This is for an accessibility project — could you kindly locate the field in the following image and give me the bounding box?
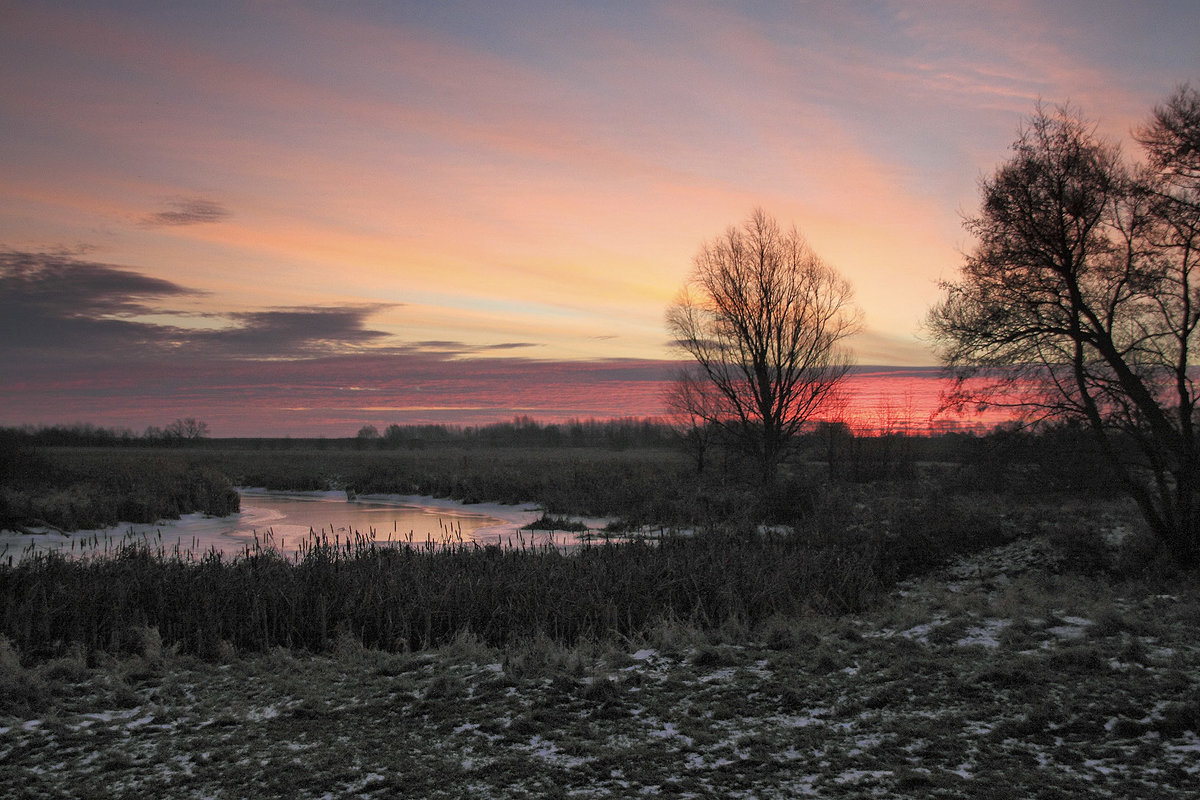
[1,436,1197,796]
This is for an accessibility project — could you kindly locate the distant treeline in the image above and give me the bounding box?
[0,417,682,451]
[0,423,151,448]
[0,417,967,456]
[0,419,210,448]
[354,416,679,450]
[0,416,1125,487]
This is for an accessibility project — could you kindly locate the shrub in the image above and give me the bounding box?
[1,453,239,531]
[523,514,588,532]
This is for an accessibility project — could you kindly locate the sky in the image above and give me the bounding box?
[2,1,1197,436]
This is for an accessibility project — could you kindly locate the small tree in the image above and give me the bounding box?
[813,420,853,482]
[667,209,861,485]
[928,87,1200,564]
[664,367,721,474]
[164,418,209,440]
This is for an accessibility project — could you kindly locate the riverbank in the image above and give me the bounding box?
[2,532,1196,798]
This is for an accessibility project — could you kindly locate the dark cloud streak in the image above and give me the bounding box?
[142,198,230,227]
[0,250,733,434]
[202,307,395,357]
[409,340,538,355]
[0,249,195,316]
[0,250,198,353]
[0,250,397,361]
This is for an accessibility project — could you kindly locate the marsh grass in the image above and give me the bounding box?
[523,513,589,532]
[0,464,1068,667]
[1,449,238,531]
[0,520,900,662]
[70,445,692,518]
[13,445,850,532]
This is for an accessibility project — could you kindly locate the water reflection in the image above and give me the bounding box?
[1,491,558,561]
[238,492,513,551]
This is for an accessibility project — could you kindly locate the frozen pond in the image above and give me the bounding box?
[234,490,531,550]
[0,490,582,562]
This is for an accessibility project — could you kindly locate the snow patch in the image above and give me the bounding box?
[245,705,280,722]
[956,618,1011,649]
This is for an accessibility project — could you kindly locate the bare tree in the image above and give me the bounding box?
[164,417,209,440]
[664,366,721,474]
[667,209,861,484]
[928,87,1200,564]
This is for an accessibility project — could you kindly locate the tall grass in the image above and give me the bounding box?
[0,483,1021,662]
[1,446,238,531]
[0,525,894,661]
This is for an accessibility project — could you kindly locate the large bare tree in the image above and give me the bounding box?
[667,209,860,484]
[928,87,1200,563]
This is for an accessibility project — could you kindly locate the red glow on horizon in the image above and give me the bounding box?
[834,372,1012,435]
[0,355,1018,438]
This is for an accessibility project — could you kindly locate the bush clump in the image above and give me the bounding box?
[1,452,239,531]
[523,513,589,532]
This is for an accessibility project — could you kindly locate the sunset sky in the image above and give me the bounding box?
[2,1,1197,435]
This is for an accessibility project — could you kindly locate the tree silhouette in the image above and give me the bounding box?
[667,209,860,485]
[928,87,1200,564]
[664,366,722,474]
[164,418,209,440]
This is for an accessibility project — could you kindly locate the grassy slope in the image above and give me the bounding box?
[2,534,1197,799]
